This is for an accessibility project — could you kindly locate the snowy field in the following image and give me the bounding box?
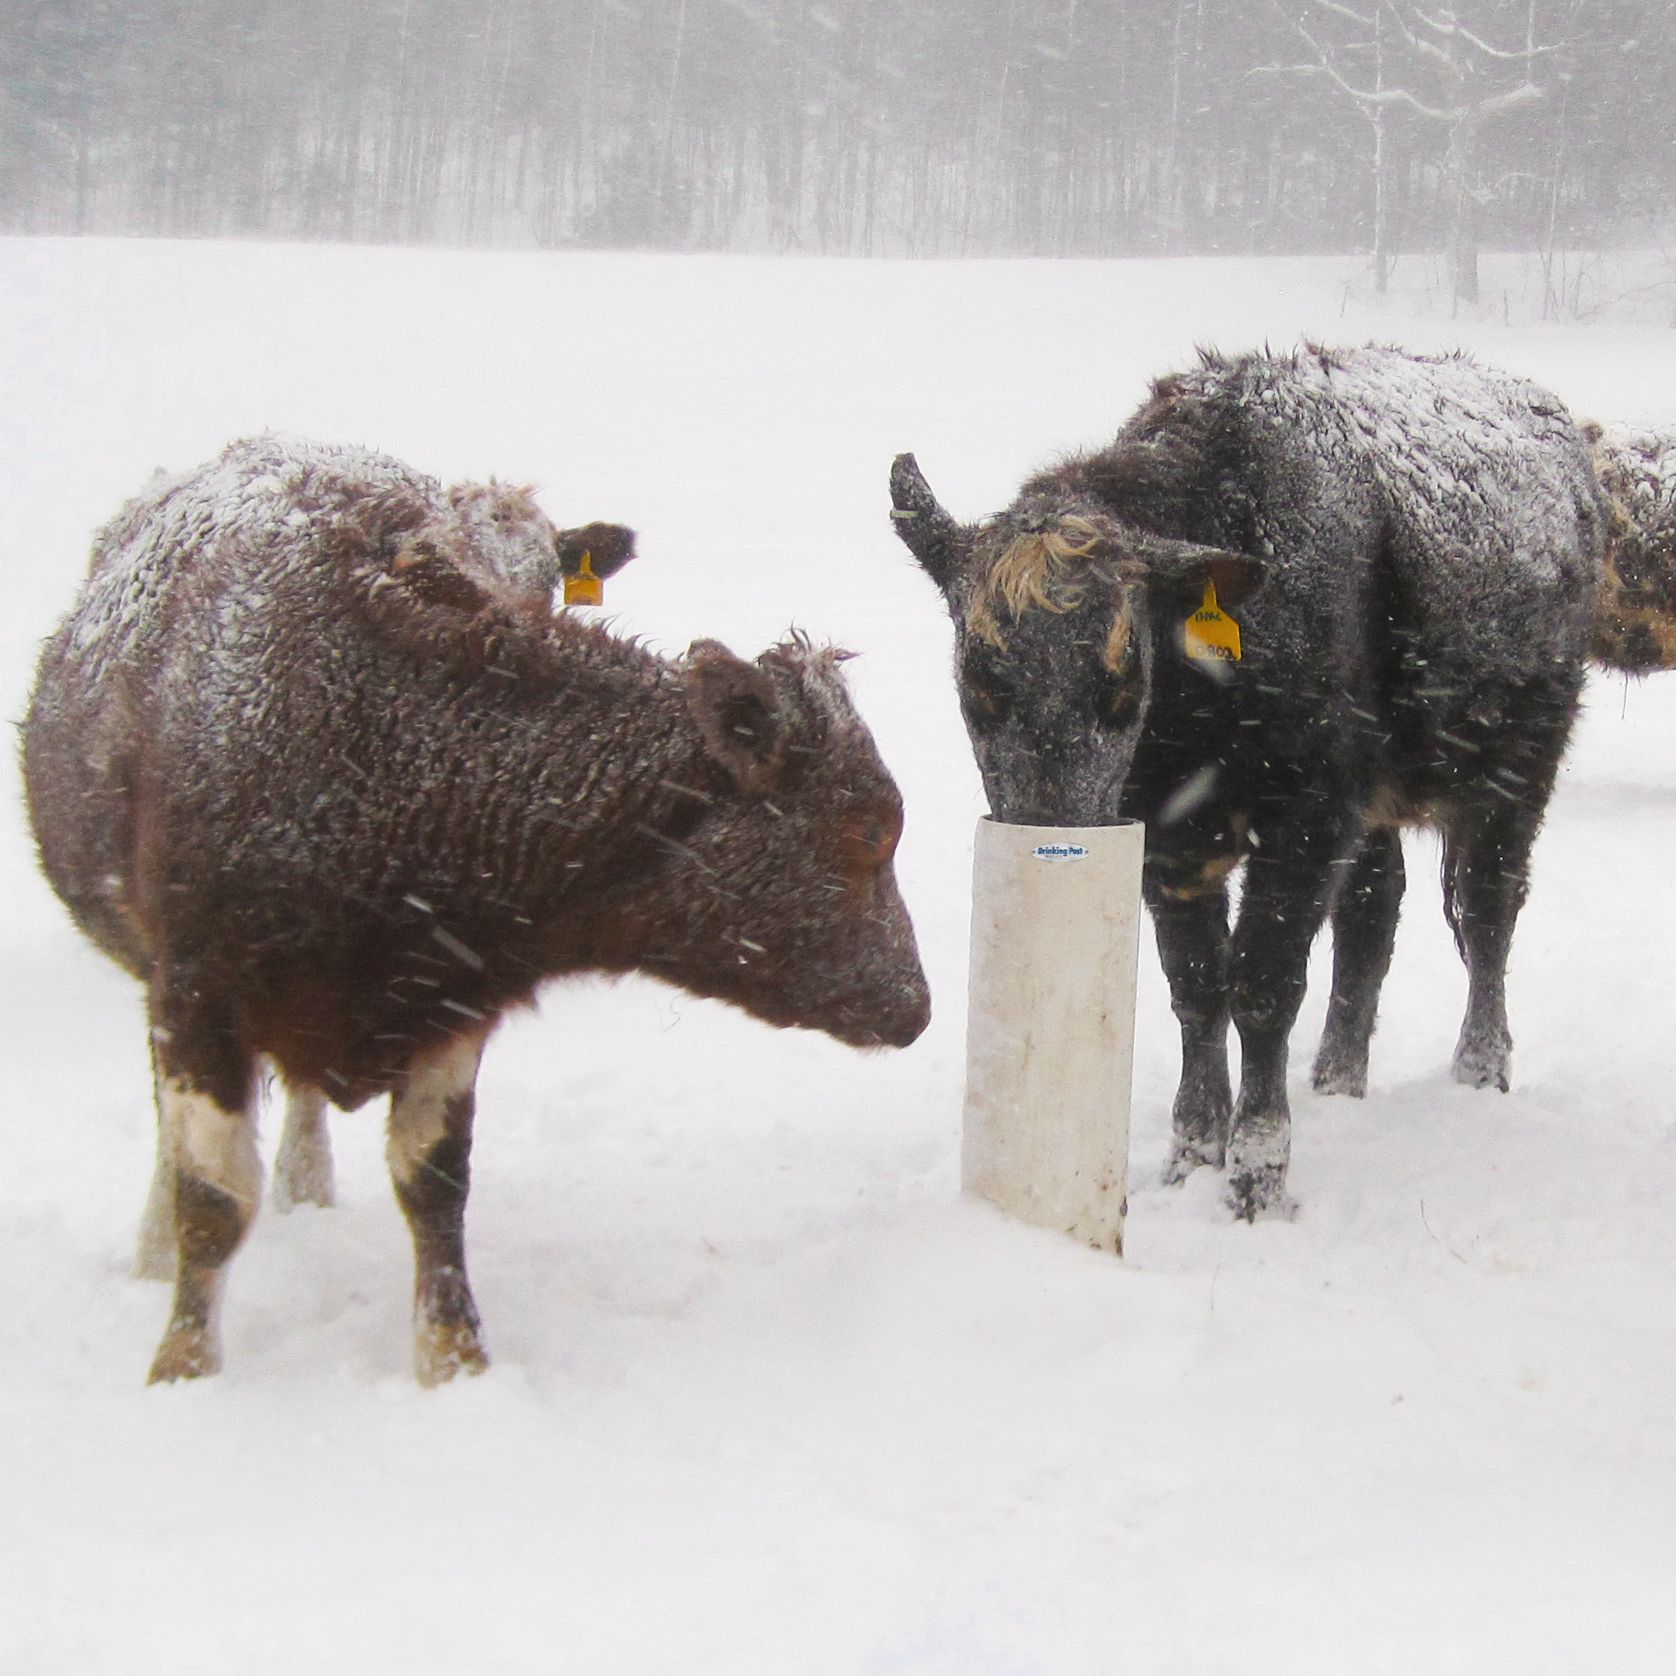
[2,237,1675,1674]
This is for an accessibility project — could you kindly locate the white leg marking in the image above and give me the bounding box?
[273,1083,335,1211]
[161,1077,263,1213]
[388,1033,484,1184]
[389,1033,489,1386]
[146,1080,260,1382]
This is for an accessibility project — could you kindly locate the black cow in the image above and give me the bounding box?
[892,345,1606,1217]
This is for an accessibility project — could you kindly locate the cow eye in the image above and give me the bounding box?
[842,810,900,870]
[960,640,1019,730]
[962,674,1012,727]
[1095,667,1141,728]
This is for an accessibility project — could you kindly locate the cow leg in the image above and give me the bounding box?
[147,985,261,1383]
[1443,805,1537,1092]
[1312,825,1406,1098]
[134,1044,177,1280]
[1147,881,1233,1184]
[1225,824,1346,1219]
[134,1138,176,1280]
[388,1033,489,1386]
[273,1081,335,1211]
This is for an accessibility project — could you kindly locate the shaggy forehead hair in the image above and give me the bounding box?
[967,514,1135,673]
[451,480,542,517]
[762,634,861,733]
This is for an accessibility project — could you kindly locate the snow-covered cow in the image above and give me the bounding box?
[447,476,638,602]
[1586,421,1676,673]
[24,435,930,1384]
[891,345,1606,1218]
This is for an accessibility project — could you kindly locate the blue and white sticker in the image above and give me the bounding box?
[1032,842,1090,862]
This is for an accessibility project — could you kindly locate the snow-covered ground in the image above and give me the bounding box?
[3,238,1674,1674]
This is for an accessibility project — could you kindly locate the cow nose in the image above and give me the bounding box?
[997,802,1062,827]
[869,1001,930,1050]
[895,975,932,1045]
[851,969,931,1049]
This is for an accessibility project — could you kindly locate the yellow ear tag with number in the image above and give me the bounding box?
[563,551,605,608]
[1184,581,1242,664]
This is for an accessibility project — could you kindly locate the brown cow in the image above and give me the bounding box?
[1586,421,1676,673]
[24,435,929,1384]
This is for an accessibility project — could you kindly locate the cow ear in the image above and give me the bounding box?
[1141,538,1265,609]
[387,531,493,613]
[684,639,790,794]
[557,522,637,580]
[889,453,962,592]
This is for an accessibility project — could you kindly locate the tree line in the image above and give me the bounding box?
[4,0,1672,291]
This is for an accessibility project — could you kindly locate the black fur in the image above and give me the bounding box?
[894,345,1607,1217]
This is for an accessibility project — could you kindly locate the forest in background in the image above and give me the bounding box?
[4,0,1673,298]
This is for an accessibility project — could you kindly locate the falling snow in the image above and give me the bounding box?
[3,240,1675,1674]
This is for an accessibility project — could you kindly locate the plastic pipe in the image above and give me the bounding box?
[963,818,1145,1255]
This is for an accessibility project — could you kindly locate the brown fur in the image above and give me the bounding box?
[1586,421,1676,673]
[556,520,637,580]
[24,436,930,1382]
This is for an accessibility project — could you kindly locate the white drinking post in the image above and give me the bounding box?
[963,818,1145,1254]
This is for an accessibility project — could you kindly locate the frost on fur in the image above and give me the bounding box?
[894,344,1606,1219]
[24,433,928,1383]
[1586,422,1676,674]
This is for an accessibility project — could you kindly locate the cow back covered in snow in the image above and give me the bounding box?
[892,345,1605,1218]
[24,435,929,1384]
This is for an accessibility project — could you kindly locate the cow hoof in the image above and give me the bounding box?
[1163,1138,1224,1185]
[1225,1122,1292,1221]
[1311,1057,1367,1099]
[1452,1046,1510,1092]
[148,1327,221,1384]
[415,1322,490,1387]
[1224,1166,1294,1222]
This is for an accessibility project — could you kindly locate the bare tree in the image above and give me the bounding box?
[3,0,1667,272]
[1279,0,1556,303]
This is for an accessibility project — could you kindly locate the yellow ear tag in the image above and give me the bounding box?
[1183,581,1242,663]
[563,551,605,608]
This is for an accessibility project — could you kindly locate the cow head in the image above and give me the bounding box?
[890,452,1262,826]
